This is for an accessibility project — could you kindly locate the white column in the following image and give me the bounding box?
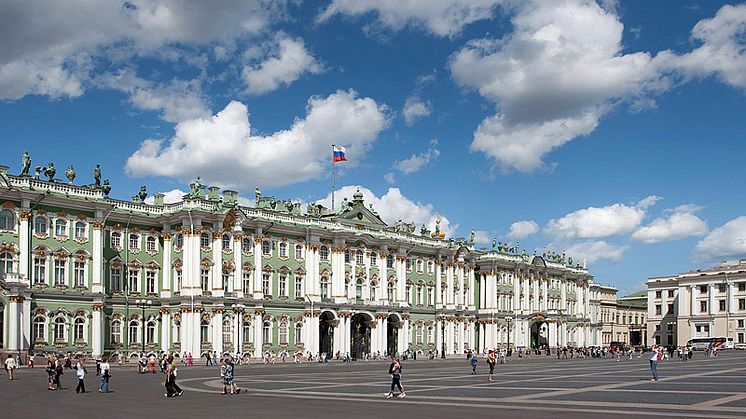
[376,252,386,302]
[435,261,443,308]
[7,296,19,350]
[435,318,443,355]
[91,222,103,293]
[92,304,104,357]
[253,237,263,299]
[332,319,342,355]
[446,262,455,308]
[729,283,737,314]
[456,263,464,306]
[19,213,29,284]
[513,273,520,311]
[395,254,407,306]
[332,246,346,303]
[233,237,243,297]
[212,233,223,297]
[161,234,172,298]
[253,311,263,358]
[161,309,171,353]
[468,321,475,351]
[213,310,223,355]
[709,284,716,315]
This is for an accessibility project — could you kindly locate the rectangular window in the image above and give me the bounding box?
[295,245,303,260]
[146,270,156,294]
[667,303,674,314]
[128,269,139,293]
[73,261,85,287]
[175,269,182,292]
[719,284,727,293]
[111,268,122,292]
[262,273,270,296]
[370,253,377,265]
[222,272,231,292]
[738,282,746,292]
[700,285,708,293]
[739,333,745,344]
[738,319,744,328]
[200,269,209,291]
[655,304,661,315]
[700,300,708,313]
[720,299,727,311]
[34,257,46,284]
[54,259,66,286]
[242,271,251,295]
[666,323,673,331]
[668,289,674,298]
[129,234,139,250]
[279,274,287,297]
[295,276,303,298]
[655,290,662,299]
[740,299,745,310]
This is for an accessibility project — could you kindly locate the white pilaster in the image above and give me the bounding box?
[161,234,172,298]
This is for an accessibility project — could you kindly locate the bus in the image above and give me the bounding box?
[686,337,734,350]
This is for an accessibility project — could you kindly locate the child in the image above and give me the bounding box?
[470,353,478,375]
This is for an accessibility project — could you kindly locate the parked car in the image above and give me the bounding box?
[734,343,746,350]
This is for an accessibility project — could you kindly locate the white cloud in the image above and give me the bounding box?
[563,240,627,264]
[694,216,746,263]
[656,4,746,89]
[125,89,389,190]
[242,34,322,95]
[384,172,396,184]
[316,0,502,37]
[393,140,440,174]
[631,204,708,244]
[449,0,665,172]
[402,96,432,126]
[545,196,660,240]
[0,0,284,100]
[143,189,186,204]
[506,220,539,239]
[473,230,491,245]
[316,185,456,236]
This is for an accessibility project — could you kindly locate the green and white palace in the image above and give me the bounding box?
[0,161,602,360]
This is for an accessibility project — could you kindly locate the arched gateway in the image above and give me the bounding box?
[319,311,335,356]
[350,313,372,360]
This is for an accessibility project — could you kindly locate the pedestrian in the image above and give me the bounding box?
[99,356,111,393]
[54,356,64,390]
[487,350,496,382]
[470,353,478,375]
[221,358,240,395]
[649,347,662,382]
[96,358,101,376]
[75,358,87,393]
[5,354,17,380]
[164,355,183,397]
[187,352,193,366]
[385,357,406,399]
[46,356,56,390]
[28,354,35,368]
[205,350,212,366]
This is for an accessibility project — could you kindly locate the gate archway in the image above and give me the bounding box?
[350,313,372,360]
[386,314,400,357]
[319,311,335,356]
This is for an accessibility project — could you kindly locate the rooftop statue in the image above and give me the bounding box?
[138,185,148,202]
[65,165,76,184]
[33,166,42,180]
[491,238,497,251]
[93,164,101,187]
[102,179,111,197]
[44,162,56,181]
[20,151,31,176]
[469,228,475,244]
[368,203,379,217]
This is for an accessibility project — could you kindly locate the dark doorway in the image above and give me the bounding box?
[387,314,399,357]
[319,311,335,356]
[350,313,372,360]
[629,331,642,347]
[530,321,548,348]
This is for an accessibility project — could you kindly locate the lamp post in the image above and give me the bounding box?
[135,299,152,352]
[441,318,446,359]
[506,316,513,355]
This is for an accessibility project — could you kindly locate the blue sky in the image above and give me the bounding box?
[2,0,745,294]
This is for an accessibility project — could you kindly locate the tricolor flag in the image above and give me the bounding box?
[333,145,347,163]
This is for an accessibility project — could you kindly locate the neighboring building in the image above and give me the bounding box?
[598,285,618,345]
[0,161,601,359]
[647,261,746,347]
[598,286,648,347]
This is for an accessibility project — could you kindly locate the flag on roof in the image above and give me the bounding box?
[333,145,347,163]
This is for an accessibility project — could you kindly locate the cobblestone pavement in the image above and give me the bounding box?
[3,351,746,418]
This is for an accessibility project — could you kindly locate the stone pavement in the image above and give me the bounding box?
[2,351,746,418]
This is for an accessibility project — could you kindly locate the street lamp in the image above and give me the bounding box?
[134,299,152,352]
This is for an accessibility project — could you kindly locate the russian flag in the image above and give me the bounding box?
[333,145,347,163]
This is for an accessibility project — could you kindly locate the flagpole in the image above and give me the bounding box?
[331,144,335,212]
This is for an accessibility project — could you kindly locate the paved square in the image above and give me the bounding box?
[3,352,746,418]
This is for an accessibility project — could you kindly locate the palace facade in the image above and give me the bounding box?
[0,162,601,359]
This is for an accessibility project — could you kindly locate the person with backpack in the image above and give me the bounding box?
[649,346,662,382]
[99,356,111,393]
[385,358,405,399]
[486,350,497,382]
[164,355,183,397]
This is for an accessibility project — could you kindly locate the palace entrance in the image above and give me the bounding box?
[530,321,548,349]
[350,313,372,360]
[319,311,335,356]
[387,314,400,357]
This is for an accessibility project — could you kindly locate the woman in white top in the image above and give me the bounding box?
[99,356,111,393]
[5,354,17,380]
[75,358,87,393]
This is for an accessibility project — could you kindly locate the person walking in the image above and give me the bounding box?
[221,358,240,395]
[487,350,497,383]
[99,356,111,393]
[54,356,64,390]
[75,358,87,393]
[385,358,406,399]
[470,353,478,375]
[5,354,17,380]
[164,355,183,397]
[28,354,35,368]
[649,347,662,382]
[46,356,57,390]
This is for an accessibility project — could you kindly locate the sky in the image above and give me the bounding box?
[1,0,745,295]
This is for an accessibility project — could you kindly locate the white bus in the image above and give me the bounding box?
[686,337,734,350]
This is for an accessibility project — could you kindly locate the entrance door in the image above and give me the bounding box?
[530,321,548,348]
[350,314,371,360]
[387,314,399,357]
[319,312,334,356]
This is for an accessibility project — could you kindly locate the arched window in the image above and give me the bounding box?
[386,255,394,269]
[173,320,181,343]
[370,281,377,301]
[129,233,139,250]
[74,317,86,342]
[0,209,15,231]
[416,259,423,273]
[387,281,395,304]
[242,237,252,253]
[146,236,157,252]
[222,269,232,292]
[129,320,140,344]
[319,246,329,261]
[295,244,303,260]
[0,252,14,276]
[54,317,66,341]
[295,322,303,345]
[174,233,183,250]
[111,320,122,344]
[416,325,423,344]
[428,326,434,344]
[370,252,377,265]
[146,270,156,294]
[262,321,271,345]
[356,250,364,265]
[200,320,209,342]
[262,240,271,255]
[242,322,252,343]
[110,231,121,249]
[34,216,48,235]
[200,232,211,248]
[223,319,233,344]
[279,242,288,258]
[279,322,288,344]
[55,218,67,237]
[242,270,252,295]
[74,221,86,239]
[320,275,330,299]
[427,261,434,274]
[417,284,424,306]
[355,278,363,300]
[222,234,231,251]
[33,316,46,341]
[146,321,156,344]
[262,271,271,296]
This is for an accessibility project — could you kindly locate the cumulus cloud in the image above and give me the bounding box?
[402,96,432,126]
[631,204,708,244]
[316,185,456,236]
[694,216,746,263]
[545,196,660,240]
[125,89,389,189]
[656,4,746,89]
[473,230,491,246]
[384,172,396,184]
[143,189,187,204]
[0,0,285,100]
[506,220,540,240]
[393,140,440,174]
[563,240,627,264]
[449,0,667,172]
[316,0,502,37]
[242,34,322,95]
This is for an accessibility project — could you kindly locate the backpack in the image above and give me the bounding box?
[656,351,663,361]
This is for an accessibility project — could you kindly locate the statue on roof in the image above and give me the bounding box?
[368,203,379,217]
[43,162,56,181]
[138,185,147,202]
[491,238,497,251]
[102,179,111,197]
[93,164,101,187]
[65,165,76,184]
[33,166,42,180]
[469,228,475,245]
[20,151,31,176]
